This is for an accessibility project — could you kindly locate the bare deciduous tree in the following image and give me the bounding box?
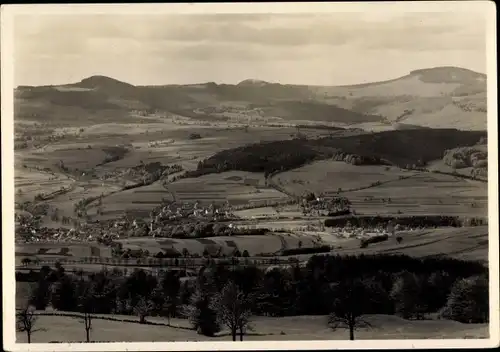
[78,281,95,342]
[209,281,253,341]
[327,279,373,340]
[16,305,41,343]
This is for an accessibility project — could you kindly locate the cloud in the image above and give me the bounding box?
[12,12,487,86]
[14,12,485,50]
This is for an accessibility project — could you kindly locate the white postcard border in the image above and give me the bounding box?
[2,2,498,351]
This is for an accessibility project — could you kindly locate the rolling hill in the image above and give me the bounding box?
[310,66,487,130]
[14,66,486,130]
[192,128,487,176]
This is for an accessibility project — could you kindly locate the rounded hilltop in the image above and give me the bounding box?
[237,79,272,87]
[409,66,486,84]
[76,75,134,89]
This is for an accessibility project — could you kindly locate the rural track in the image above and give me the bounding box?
[159,170,187,202]
[327,171,422,195]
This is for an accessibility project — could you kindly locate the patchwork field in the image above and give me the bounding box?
[16,242,112,259]
[15,168,74,203]
[272,161,417,195]
[233,205,304,219]
[314,226,488,263]
[94,181,174,219]
[17,146,111,172]
[168,171,290,206]
[14,313,488,343]
[117,232,317,257]
[88,169,291,220]
[15,225,488,269]
[14,124,336,224]
[343,173,487,216]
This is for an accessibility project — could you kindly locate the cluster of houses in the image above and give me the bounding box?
[15,222,103,244]
[149,201,236,228]
[300,195,351,216]
[327,223,413,240]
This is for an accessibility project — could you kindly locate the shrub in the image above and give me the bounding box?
[189,133,202,140]
[390,271,427,320]
[439,275,489,323]
[425,271,453,311]
[184,289,220,337]
[360,234,389,247]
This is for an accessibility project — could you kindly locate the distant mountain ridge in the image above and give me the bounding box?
[16,66,486,91]
[15,66,487,131]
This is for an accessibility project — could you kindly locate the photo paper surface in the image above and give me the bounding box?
[2,2,498,351]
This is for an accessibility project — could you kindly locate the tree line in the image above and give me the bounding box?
[18,253,488,342]
[324,215,487,229]
[177,129,486,179]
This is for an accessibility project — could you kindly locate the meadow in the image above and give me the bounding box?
[15,313,488,343]
[272,160,417,195]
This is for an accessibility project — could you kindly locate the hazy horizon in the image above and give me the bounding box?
[14,65,487,89]
[14,12,487,87]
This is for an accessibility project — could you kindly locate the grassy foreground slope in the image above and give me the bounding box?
[15,314,488,342]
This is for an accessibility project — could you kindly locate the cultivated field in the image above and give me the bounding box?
[16,242,112,259]
[169,171,289,205]
[272,160,417,195]
[15,313,488,343]
[94,182,173,220]
[14,225,488,274]
[301,226,488,263]
[16,145,110,171]
[15,167,74,203]
[117,232,318,257]
[343,173,487,216]
[15,123,339,225]
[233,206,304,220]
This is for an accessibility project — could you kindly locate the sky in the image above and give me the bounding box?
[13,11,487,87]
